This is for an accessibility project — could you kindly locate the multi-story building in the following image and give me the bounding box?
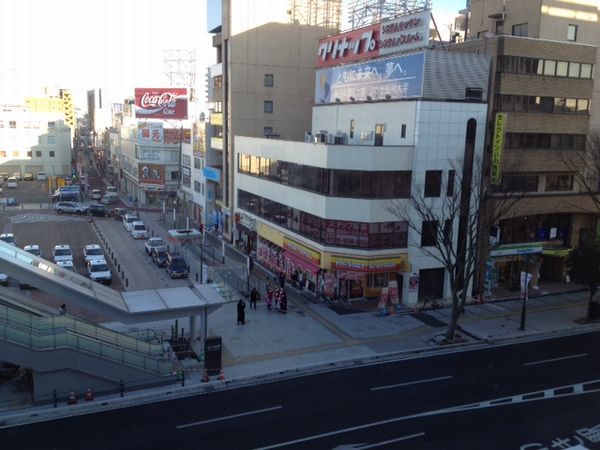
[234,44,490,305]
[205,0,341,239]
[451,0,600,296]
[0,106,72,177]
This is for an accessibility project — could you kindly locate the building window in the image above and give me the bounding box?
[36,151,42,157]
[170,171,180,180]
[421,220,438,247]
[350,119,355,139]
[49,151,55,157]
[512,23,528,37]
[447,170,455,196]
[194,158,202,170]
[9,121,16,129]
[47,136,55,144]
[401,124,406,138]
[264,127,273,137]
[264,74,274,87]
[494,174,539,192]
[580,63,593,79]
[545,174,573,191]
[194,181,201,192]
[556,61,568,77]
[424,170,442,197]
[12,151,18,158]
[264,101,273,113]
[47,121,55,129]
[27,151,31,157]
[567,24,578,42]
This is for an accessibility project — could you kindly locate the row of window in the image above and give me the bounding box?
[0,150,55,158]
[238,190,408,249]
[0,121,59,129]
[498,55,593,79]
[238,154,412,198]
[504,133,586,151]
[493,174,574,193]
[496,95,590,115]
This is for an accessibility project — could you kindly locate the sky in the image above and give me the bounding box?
[0,0,466,112]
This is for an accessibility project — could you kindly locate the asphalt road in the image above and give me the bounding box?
[3,331,600,449]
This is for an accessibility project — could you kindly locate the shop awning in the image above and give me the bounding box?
[542,247,573,257]
[283,250,321,275]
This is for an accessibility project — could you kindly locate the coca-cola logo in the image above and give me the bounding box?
[140,92,178,108]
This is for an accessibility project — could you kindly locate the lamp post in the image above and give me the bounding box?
[519,254,531,331]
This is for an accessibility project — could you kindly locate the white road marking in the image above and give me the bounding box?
[523,353,588,366]
[370,375,453,391]
[355,433,426,448]
[176,405,282,429]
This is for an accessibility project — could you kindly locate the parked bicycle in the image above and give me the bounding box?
[321,293,351,310]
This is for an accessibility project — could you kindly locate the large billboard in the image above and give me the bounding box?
[138,163,164,186]
[134,88,188,120]
[138,122,163,143]
[316,10,430,68]
[491,113,507,185]
[315,52,424,104]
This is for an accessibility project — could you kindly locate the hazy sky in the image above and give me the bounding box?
[0,0,466,110]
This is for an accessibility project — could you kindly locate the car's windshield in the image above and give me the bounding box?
[133,225,145,231]
[91,264,109,272]
[55,249,71,256]
[87,248,102,255]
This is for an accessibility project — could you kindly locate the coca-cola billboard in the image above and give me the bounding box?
[134,88,188,120]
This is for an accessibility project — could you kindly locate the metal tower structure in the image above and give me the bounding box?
[347,0,431,29]
[163,49,197,97]
[288,0,342,30]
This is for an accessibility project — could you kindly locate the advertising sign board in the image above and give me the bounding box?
[138,163,164,186]
[134,88,188,120]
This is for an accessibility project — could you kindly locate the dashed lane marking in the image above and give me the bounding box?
[370,375,453,391]
[523,353,588,367]
[176,405,283,429]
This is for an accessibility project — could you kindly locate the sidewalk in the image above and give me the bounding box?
[0,213,597,426]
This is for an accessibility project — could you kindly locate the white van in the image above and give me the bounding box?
[6,177,17,188]
[131,221,148,239]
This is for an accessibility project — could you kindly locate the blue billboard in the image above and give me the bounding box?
[315,52,424,104]
[203,166,221,183]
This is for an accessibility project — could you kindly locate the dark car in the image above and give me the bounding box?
[166,253,189,278]
[151,248,168,267]
[88,204,110,217]
[111,207,128,221]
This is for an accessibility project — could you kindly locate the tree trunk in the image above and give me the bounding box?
[444,293,461,342]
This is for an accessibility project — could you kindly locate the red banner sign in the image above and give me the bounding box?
[134,88,188,120]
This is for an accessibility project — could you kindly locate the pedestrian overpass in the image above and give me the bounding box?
[0,241,237,402]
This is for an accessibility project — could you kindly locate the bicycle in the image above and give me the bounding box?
[321,293,351,310]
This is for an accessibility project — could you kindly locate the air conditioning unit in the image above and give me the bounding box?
[315,131,328,143]
[304,132,313,143]
[335,132,348,144]
[326,134,335,144]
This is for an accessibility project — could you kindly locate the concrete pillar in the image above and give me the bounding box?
[189,316,196,341]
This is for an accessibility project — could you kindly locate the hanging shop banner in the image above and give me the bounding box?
[138,122,163,143]
[138,163,164,186]
[408,273,419,293]
[316,10,430,68]
[490,112,507,185]
[134,88,188,120]
[331,255,407,273]
[282,238,321,265]
[388,280,400,305]
[315,52,424,104]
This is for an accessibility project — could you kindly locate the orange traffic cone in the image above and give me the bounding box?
[201,369,210,383]
[67,391,77,405]
[84,388,94,401]
[217,369,225,381]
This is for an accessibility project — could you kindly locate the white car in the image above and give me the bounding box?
[123,213,139,232]
[53,245,73,263]
[83,244,104,263]
[55,201,89,215]
[130,221,148,239]
[56,260,76,272]
[0,233,16,246]
[0,273,8,286]
[144,237,165,254]
[87,259,112,284]
[24,245,41,257]
[90,189,103,200]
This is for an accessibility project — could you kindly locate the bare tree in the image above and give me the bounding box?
[387,157,521,342]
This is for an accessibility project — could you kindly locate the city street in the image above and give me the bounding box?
[2,331,600,449]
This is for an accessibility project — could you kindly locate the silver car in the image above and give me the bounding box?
[55,201,89,215]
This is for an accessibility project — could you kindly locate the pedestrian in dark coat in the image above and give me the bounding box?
[237,298,246,325]
[279,290,288,313]
[279,271,286,288]
[250,288,260,309]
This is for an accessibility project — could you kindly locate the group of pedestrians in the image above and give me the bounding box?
[236,273,290,324]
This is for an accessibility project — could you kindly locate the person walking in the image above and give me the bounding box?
[250,287,260,309]
[237,298,246,325]
[279,289,288,313]
[279,271,286,288]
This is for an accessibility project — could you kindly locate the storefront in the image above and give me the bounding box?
[234,212,257,256]
[329,254,408,300]
[488,242,544,296]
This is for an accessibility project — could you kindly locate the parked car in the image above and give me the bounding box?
[11,172,21,181]
[55,201,88,214]
[23,244,41,257]
[53,245,73,263]
[106,186,117,194]
[88,204,110,217]
[5,177,17,188]
[166,253,189,278]
[56,260,76,272]
[90,189,103,200]
[151,248,168,267]
[100,194,119,205]
[83,244,104,263]
[130,221,148,239]
[123,213,139,231]
[23,173,34,181]
[0,233,16,246]
[36,172,47,181]
[145,237,165,255]
[87,259,112,284]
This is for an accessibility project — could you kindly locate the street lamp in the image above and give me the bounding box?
[519,254,531,331]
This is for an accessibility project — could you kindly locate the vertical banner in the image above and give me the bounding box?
[491,113,507,185]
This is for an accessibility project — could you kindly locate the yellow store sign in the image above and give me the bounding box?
[283,238,320,264]
[491,112,506,185]
[331,255,408,273]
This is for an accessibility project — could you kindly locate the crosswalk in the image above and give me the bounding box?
[9,213,86,224]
